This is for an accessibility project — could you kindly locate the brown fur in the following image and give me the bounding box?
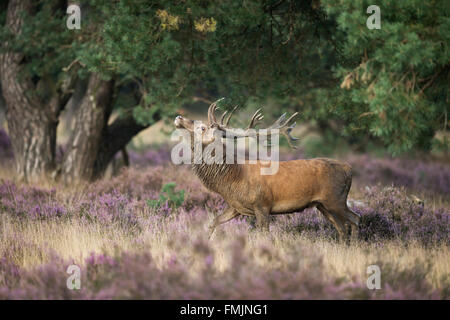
[174,114,360,242]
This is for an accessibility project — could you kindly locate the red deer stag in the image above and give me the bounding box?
[174,100,360,242]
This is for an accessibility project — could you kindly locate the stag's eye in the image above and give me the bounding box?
[201,127,206,132]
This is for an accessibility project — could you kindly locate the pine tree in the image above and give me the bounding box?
[0,0,333,182]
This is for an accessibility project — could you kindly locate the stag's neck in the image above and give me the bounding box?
[189,140,243,194]
[191,162,242,194]
[191,144,242,193]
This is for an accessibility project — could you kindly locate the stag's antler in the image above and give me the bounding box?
[219,105,238,127]
[213,107,299,149]
[207,98,225,125]
[266,112,300,148]
[246,108,264,129]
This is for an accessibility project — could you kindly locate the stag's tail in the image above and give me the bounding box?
[341,163,361,226]
[342,163,353,198]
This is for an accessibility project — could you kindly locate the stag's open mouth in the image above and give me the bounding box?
[174,116,183,128]
[174,115,195,131]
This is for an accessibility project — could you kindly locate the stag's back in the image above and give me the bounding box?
[243,158,352,214]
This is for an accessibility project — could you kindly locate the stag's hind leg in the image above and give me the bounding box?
[316,204,346,242]
[325,203,360,244]
[208,207,240,239]
[345,207,360,243]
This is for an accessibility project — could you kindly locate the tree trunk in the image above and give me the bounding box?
[61,74,114,183]
[60,74,162,182]
[0,0,58,182]
[92,115,151,179]
[2,106,57,182]
[1,0,158,183]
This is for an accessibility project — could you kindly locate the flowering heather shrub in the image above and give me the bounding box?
[0,134,448,299]
[88,167,164,200]
[0,164,448,299]
[355,186,450,245]
[0,180,66,219]
[347,154,450,195]
[0,257,20,288]
[0,235,443,299]
[277,185,449,246]
[128,146,172,167]
[72,190,141,229]
[87,166,224,213]
[371,260,442,300]
[0,166,448,245]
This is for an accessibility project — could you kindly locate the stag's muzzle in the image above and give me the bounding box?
[174,115,195,130]
[174,115,183,128]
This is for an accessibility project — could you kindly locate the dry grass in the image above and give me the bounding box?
[1,212,448,290]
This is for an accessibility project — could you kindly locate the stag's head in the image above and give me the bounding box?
[174,98,300,148]
[173,115,217,147]
[173,98,229,147]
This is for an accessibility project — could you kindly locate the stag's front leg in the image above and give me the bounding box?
[254,207,270,232]
[208,207,239,239]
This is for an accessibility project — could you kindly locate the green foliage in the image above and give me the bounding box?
[79,0,336,125]
[146,182,185,209]
[302,130,350,158]
[319,0,450,154]
[432,135,450,154]
[1,0,448,155]
[0,2,77,103]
